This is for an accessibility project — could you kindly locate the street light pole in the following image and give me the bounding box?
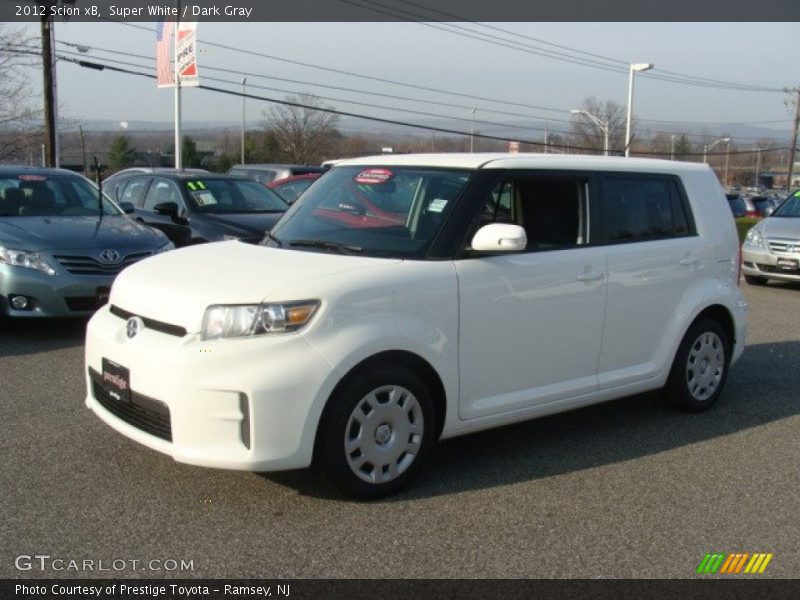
[241,77,247,164]
[624,63,654,157]
[670,135,676,161]
[703,137,730,164]
[571,109,609,156]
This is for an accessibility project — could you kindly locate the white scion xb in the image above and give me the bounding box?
[85,153,747,498]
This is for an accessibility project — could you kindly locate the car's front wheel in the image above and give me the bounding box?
[315,365,435,499]
[665,318,731,412]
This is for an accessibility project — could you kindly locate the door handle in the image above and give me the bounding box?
[577,271,604,282]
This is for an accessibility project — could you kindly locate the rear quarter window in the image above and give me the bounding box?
[599,175,693,243]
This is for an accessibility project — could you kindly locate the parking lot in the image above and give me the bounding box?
[1,282,798,579]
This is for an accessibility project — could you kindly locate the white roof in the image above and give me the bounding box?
[336,152,710,174]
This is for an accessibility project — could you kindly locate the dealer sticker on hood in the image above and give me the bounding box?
[354,169,393,185]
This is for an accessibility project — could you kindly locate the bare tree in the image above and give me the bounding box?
[0,25,40,162]
[265,94,340,164]
[570,96,627,155]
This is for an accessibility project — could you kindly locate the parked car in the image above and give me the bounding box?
[227,164,326,185]
[85,154,747,498]
[0,167,173,319]
[741,190,800,285]
[267,173,321,205]
[106,172,289,246]
[743,195,778,218]
[103,168,208,202]
[726,193,747,218]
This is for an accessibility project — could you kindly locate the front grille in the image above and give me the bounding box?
[767,239,800,254]
[89,368,172,442]
[53,251,151,276]
[110,305,187,337]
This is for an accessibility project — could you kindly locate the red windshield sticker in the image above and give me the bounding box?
[354,169,393,185]
[18,175,47,181]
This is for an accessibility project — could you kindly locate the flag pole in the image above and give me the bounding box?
[174,0,182,169]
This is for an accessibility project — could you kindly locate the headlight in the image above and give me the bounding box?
[154,241,175,254]
[744,227,764,248]
[201,300,320,340]
[0,246,56,275]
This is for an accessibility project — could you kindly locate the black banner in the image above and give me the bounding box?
[2,0,799,22]
[5,579,800,600]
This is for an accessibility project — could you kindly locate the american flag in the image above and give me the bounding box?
[156,21,175,87]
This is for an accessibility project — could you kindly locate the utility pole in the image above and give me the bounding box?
[754,147,762,188]
[79,125,87,177]
[241,77,247,164]
[723,141,730,187]
[40,11,56,167]
[543,122,548,154]
[787,87,800,191]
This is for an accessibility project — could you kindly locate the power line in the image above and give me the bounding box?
[347,0,787,93]
[4,45,791,157]
[46,40,791,143]
[103,19,792,127]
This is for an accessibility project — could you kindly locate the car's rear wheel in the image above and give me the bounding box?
[743,274,768,286]
[665,318,730,412]
[315,365,435,499]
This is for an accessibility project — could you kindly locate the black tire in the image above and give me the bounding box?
[665,318,731,412]
[314,364,436,499]
[743,274,768,286]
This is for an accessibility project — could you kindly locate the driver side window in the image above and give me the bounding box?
[475,177,588,252]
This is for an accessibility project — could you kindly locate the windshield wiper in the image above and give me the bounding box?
[288,239,363,254]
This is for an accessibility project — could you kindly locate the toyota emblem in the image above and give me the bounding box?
[100,249,121,263]
[126,317,144,339]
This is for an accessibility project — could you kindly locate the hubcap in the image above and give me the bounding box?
[344,384,424,484]
[686,331,725,401]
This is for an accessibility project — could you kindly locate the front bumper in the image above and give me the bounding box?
[0,263,113,317]
[84,305,334,471]
[742,244,800,283]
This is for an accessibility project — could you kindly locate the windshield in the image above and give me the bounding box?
[183,178,288,214]
[269,166,472,258]
[772,193,800,218]
[0,174,121,217]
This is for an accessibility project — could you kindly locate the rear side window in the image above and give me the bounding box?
[118,177,150,207]
[600,175,692,243]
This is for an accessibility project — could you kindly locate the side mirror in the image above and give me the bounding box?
[118,201,135,214]
[153,201,179,218]
[471,223,527,253]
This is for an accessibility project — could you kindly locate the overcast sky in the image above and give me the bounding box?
[15,21,800,140]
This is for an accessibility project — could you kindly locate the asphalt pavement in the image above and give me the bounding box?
[2,282,798,579]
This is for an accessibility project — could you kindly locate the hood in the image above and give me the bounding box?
[201,212,284,238]
[760,217,800,240]
[0,215,167,251]
[110,241,400,333]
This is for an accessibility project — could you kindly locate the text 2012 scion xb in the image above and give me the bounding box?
[85,154,747,498]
